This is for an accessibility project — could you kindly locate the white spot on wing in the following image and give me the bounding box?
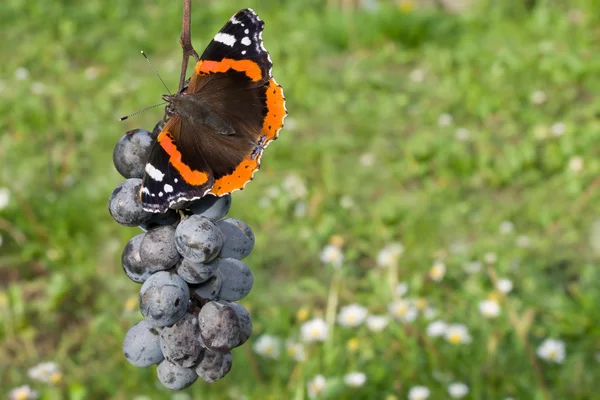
[244,29,249,34]
[241,50,247,55]
[159,192,163,197]
[145,164,164,182]
[164,184,174,193]
[142,187,151,195]
[241,37,251,46]
[214,33,236,47]
[230,16,240,24]
[174,178,178,183]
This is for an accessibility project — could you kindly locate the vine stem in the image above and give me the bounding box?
[179,0,200,91]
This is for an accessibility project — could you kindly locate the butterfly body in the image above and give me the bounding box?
[141,9,286,213]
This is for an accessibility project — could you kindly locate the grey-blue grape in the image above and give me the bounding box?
[198,301,252,352]
[192,259,253,302]
[156,359,198,390]
[139,209,179,231]
[139,271,189,327]
[122,233,153,283]
[108,179,152,227]
[113,129,154,179]
[195,351,232,383]
[217,218,254,260]
[189,195,231,221]
[160,312,204,368]
[122,320,164,367]
[175,215,224,263]
[140,225,180,272]
[176,258,217,284]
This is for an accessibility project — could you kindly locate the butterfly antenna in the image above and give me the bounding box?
[141,50,172,95]
[119,102,166,121]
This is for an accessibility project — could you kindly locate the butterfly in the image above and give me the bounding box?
[141,8,286,213]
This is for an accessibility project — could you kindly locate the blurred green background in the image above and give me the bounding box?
[1,0,600,399]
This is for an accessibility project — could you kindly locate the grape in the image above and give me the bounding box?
[122,233,152,283]
[139,225,180,272]
[108,179,152,227]
[139,271,189,327]
[198,301,252,352]
[156,359,198,390]
[195,351,232,383]
[113,129,154,179]
[176,258,217,284]
[192,259,253,302]
[189,195,231,221]
[122,320,164,367]
[175,215,224,263]
[160,312,204,368]
[139,209,179,231]
[217,218,254,260]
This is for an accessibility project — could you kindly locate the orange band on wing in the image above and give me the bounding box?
[194,59,263,82]
[158,128,210,186]
[262,78,286,143]
[210,155,260,196]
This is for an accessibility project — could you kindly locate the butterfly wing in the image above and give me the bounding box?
[141,114,215,213]
[188,8,287,196]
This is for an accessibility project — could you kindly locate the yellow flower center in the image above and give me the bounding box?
[448,333,462,344]
[50,371,63,383]
[347,338,359,351]
[296,308,309,321]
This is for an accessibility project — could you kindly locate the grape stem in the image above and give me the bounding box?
[179,0,200,92]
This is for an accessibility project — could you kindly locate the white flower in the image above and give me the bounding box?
[530,90,547,105]
[448,382,469,398]
[30,82,45,95]
[282,174,308,199]
[9,385,38,400]
[428,261,446,282]
[301,318,329,343]
[320,244,344,268]
[307,375,327,399]
[377,242,404,268]
[463,261,482,274]
[360,152,375,167]
[258,196,271,208]
[84,66,100,80]
[445,324,472,344]
[568,156,584,173]
[253,334,281,359]
[499,220,514,235]
[479,299,501,318]
[294,201,307,218]
[15,67,29,80]
[454,128,470,141]
[366,315,389,332]
[28,361,62,383]
[516,235,531,248]
[426,320,447,337]
[265,185,281,198]
[409,68,425,83]
[496,278,513,294]
[388,299,418,323]
[337,304,368,327]
[343,372,367,388]
[550,122,566,136]
[484,252,497,264]
[395,282,409,297]
[0,188,10,210]
[423,307,437,320]
[286,341,307,362]
[339,195,354,209]
[537,338,566,363]
[438,113,453,127]
[408,386,430,400]
[284,117,298,131]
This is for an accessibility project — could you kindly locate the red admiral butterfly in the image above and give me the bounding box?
[141,8,286,213]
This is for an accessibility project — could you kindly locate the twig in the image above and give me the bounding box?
[179,0,200,92]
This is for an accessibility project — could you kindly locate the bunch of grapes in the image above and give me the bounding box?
[109,123,254,390]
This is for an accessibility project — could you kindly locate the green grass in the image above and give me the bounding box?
[1,0,600,398]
